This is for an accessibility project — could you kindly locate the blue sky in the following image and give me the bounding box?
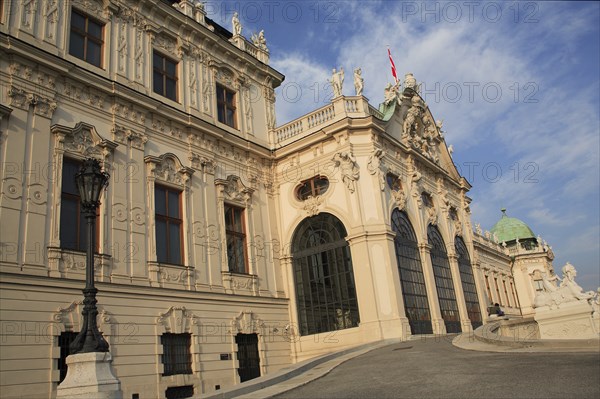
[205,1,600,291]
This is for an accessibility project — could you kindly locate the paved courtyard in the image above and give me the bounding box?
[274,337,600,399]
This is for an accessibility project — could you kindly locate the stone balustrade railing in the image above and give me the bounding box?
[274,95,373,145]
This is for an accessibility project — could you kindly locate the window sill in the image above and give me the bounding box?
[221,271,258,295]
[148,261,193,289]
[47,246,112,281]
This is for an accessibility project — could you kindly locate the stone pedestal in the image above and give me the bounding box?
[57,352,122,399]
[534,300,599,339]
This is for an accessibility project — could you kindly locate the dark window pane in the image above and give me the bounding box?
[156,219,168,263]
[69,33,85,59]
[226,91,235,103]
[166,78,177,100]
[87,21,103,40]
[155,186,166,215]
[86,41,102,67]
[217,87,224,101]
[166,60,177,76]
[169,222,182,264]
[217,107,225,124]
[71,11,85,30]
[60,198,79,250]
[168,191,179,217]
[226,109,235,127]
[154,71,164,95]
[153,53,163,70]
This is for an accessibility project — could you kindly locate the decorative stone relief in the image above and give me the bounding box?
[43,0,60,41]
[303,195,323,216]
[53,122,117,160]
[332,151,359,193]
[222,273,258,295]
[112,124,148,149]
[392,187,407,210]
[146,154,193,187]
[188,152,216,174]
[367,149,385,191]
[7,87,35,110]
[156,306,200,334]
[232,310,264,335]
[215,175,254,204]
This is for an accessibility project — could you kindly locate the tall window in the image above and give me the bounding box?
[216,84,236,128]
[494,278,503,305]
[428,225,461,333]
[155,185,183,265]
[510,281,520,308]
[455,237,482,329]
[58,331,78,383]
[503,280,511,306]
[60,158,99,251]
[391,209,433,335]
[161,333,192,376]
[69,9,104,67]
[484,275,493,301]
[225,205,247,274]
[292,213,360,336]
[153,51,178,101]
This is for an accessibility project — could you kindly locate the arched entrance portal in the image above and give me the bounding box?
[428,225,462,333]
[291,213,360,336]
[391,209,433,334]
[455,236,482,329]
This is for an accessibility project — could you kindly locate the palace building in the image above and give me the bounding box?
[0,1,558,398]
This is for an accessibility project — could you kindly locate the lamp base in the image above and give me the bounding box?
[57,352,122,399]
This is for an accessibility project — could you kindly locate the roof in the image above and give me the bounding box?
[490,208,536,243]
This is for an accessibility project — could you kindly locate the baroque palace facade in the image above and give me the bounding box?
[0,1,556,398]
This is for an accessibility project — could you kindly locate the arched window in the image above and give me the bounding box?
[291,213,359,336]
[391,209,433,334]
[455,237,482,329]
[427,225,462,333]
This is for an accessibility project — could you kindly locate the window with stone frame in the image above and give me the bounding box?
[224,204,248,274]
[60,157,99,252]
[69,9,104,67]
[295,176,329,200]
[216,83,237,128]
[160,333,192,376]
[386,172,402,191]
[155,185,183,265]
[153,51,178,101]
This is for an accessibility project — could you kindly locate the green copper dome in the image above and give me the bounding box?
[490,208,535,243]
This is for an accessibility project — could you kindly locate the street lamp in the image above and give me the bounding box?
[70,158,110,354]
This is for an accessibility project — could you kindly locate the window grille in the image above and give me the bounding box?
[161,333,192,376]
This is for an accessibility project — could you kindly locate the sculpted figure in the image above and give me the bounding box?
[332,151,359,193]
[383,83,399,105]
[329,67,344,98]
[353,68,364,96]
[232,12,242,36]
[560,263,595,301]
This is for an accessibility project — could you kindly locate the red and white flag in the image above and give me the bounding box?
[388,48,398,84]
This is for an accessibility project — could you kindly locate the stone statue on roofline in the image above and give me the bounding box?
[232,12,242,36]
[353,68,364,96]
[251,30,268,52]
[329,67,345,98]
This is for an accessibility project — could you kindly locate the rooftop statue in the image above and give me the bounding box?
[251,30,268,52]
[232,12,242,36]
[329,67,345,98]
[353,68,364,96]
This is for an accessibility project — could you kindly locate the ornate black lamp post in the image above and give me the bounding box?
[70,158,110,354]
